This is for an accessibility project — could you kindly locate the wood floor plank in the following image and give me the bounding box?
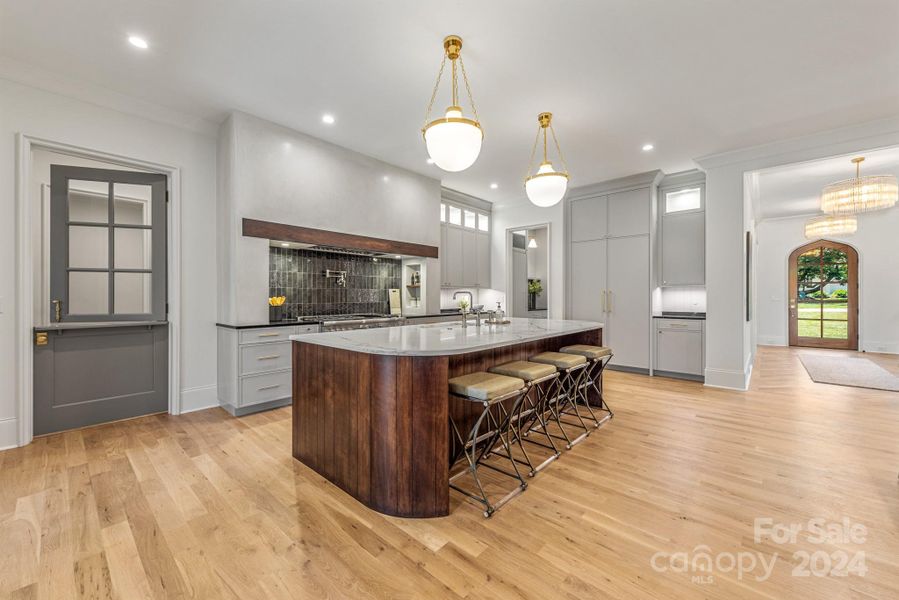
[2,346,898,599]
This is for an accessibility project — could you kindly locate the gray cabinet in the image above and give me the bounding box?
[570,195,607,241]
[476,232,490,288]
[570,239,607,322]
[608,188,651,237]
[606,236,650,369]
[440,223,491,288]
[217,324,319,416]
[660,211,705,285]
[655,318,704,378]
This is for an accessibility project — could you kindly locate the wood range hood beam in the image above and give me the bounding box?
[242,218,439,258]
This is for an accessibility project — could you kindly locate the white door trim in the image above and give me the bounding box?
[504,223,552,318]
[15,134,183,447]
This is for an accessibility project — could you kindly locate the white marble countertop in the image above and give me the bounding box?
[289,318,603,356]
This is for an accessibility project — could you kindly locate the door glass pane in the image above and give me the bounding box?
[822,262,848,282]
[478,213,489,232]
[797,299,821,320]
[115,228,151,269]
[69,226,108,268]
[798,318,822,338]
[798,284,823,300]
[823,321,848,339]
[463,210,476,229]
[68,180,109,223]
[822,282,848,320]
[69,272,108,314]
[448,205,462,225]
[821,247,847,263]
[114,183,152,225]
[114,273,151,314]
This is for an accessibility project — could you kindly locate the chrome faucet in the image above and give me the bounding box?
[453,290,474,329]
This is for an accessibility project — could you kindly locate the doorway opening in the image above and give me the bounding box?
[510,226,549,318]
[788,240,858,350]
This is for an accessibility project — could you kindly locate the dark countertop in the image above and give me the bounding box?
[652,312,706,320]
[216,320,322,329]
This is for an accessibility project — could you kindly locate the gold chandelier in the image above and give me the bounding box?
[820,157,898,215]
[804,214,857,239]
[524,112,569,207]
[421,35,482,172]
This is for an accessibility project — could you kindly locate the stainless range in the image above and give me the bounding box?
[300,314,406,332]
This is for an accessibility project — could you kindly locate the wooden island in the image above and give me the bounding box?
[291,318,603,518]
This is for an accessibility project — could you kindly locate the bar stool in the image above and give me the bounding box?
[487,360,560,476]
[529,352,590,449]
[448,372,530,517]
[560,345,614,428]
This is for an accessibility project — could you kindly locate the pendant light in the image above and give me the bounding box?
[421,35,483,172]
[804,214,857,239]
[525,112,569,207]
[820,157,898,215]
[527,237,538,249]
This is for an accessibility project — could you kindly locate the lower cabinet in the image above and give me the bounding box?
[217,324,319,415]
[655,318,704,378]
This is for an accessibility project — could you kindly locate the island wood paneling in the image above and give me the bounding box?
[292,327,600,518]
[243,218,439,258]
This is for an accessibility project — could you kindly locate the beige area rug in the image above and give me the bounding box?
[798,353,899,392]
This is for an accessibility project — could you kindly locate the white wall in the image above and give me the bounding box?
[0,77,219,446]
[756,211,899,352]
[491,199,564,319]
[218,112,442,325]
[696,115,899,390]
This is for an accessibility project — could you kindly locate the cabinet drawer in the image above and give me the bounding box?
[656,330,703,375]
[656,318,702,332]
[240,341,291,375]
[295,324,320,334]
[239,326,295,344]
[240,371,291,407]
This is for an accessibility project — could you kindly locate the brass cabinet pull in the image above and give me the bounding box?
[607,290,613,313]
[51,299,62,323]
[257,384,281,391]
[601,290,606,313]
[258,332,280,338]
[257,354,280,360]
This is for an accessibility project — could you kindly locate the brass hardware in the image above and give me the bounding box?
[525,111,569,182]
[601,290,606,313]
[35,331,48,346]
[422,35,481,136]
[607,290,613,313]
[257,384,281,391]
[443,35,462,60]
[258,332,280,337]
[257,355,281,361]
[51,299,62,323]
[537,112,553,128]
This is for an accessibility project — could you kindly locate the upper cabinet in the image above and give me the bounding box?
[570,195,608,241]
[658,177,705,286]
[440,191,491,288]
[608,188,651,237]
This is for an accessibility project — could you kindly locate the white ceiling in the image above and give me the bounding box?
[756,146,899,220]
[3,0,899,204]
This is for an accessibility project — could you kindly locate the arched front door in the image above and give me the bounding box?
[788,240,858,350]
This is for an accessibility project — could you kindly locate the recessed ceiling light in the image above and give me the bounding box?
[426,158,435,165]
[382,176,390,182]
[128,36,148,49]
[642,143,654,151]
[322,114,335,125]
[490,183,498,189]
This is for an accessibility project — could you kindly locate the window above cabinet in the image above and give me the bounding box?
[665,187,702,214]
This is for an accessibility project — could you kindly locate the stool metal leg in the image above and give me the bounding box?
[492,375,561,476]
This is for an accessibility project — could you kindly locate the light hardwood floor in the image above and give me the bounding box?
[1,346,898,599]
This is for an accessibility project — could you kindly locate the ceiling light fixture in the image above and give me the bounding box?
[821,157,897,215]
[642,143,654,151]
[804,214,857,239]
[322,114,335,124]
[490,183,498,189]
[524,112,569,207]
[527,238,538,249]
[128,36,148,49]
[421,35,483,172]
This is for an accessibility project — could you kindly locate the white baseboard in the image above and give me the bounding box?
[180,385,219,414]
[861,341,899,355]
[757,336,786,346]
[704,367,750,391]
[0,417,18,451]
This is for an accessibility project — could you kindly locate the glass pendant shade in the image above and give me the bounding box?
[424,107,483,172]
[804,215,857,239]
[526,162,569,207]
[820,157,898,215]
[421,36,483,172]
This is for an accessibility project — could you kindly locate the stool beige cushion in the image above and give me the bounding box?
[530,352,587,370]
[489,360,557,381]
[449,372,525,401]
[560,344,612,359]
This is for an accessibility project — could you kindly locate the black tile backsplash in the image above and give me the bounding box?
[269,247,401,319]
